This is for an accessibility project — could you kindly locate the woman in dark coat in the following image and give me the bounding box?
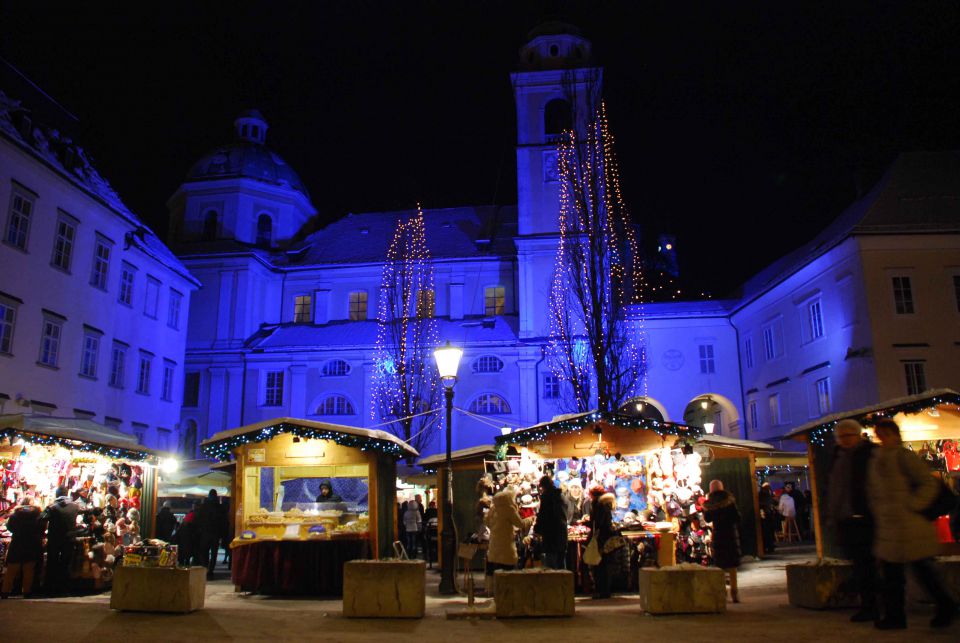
[1,498,43,597]
[534,475,567,569]
[586,486,616,599]
[758,482,777,554]
[703,479,742,602]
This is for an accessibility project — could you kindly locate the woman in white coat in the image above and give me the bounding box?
[484,487,533,594]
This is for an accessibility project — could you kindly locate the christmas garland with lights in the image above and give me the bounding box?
[200,421,412,462]
[0,428,152,462]
[495,411,701,448]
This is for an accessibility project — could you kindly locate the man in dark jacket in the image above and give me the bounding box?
[194,489,225,578]
[155,502,178,541]
[2,498,43,597]
[41,486,80,595]
[534,475,567,569]
[316,480,343,503]
[827,419,877,622]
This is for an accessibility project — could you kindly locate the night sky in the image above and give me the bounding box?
[2,2,959,296]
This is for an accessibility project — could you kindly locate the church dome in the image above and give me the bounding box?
[185,111,310,198]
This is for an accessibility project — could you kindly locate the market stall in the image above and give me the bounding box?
[786,389,960,558]
[492,411,703,593]
[0,413,165,593]
[200,417,418,596]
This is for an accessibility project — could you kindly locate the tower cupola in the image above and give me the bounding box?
[234,109,268,145]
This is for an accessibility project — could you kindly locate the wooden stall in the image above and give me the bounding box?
[200,417,418,595]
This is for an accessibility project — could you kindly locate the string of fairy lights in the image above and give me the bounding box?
[199,422,411,462]
[0,428,153,462]
[494,411,701,448]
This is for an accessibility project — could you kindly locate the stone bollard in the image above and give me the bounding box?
[786,559,859,609]
[494,569,575,618]
[110,565,206,613]
[343,559,426,618]
[638,565,726,614]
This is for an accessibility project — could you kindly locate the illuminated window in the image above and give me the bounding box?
[5,189,33,250]
[484,286,505,316]
[294,295,312,323]
[473,355,503,373]
[892,276,914,314]
[318,394,355,416]
[51,214,77,271]
[264,370,284,406]
[321,359,351,377]
[469,393,511,415]
[349,291,368,321]
[415,290,435,318]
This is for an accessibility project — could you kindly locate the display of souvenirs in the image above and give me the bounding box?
[243,505,369,540]
[122,541,178,567]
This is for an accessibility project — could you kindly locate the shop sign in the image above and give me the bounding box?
[248,448,266,463]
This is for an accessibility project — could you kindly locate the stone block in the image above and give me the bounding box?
[110,565,206,613]
[494,569,575,618]
[638,565,726,615]
[786,560,859,610]
[342,560,425,618]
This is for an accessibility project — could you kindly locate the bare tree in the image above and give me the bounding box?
[371,208,441,455]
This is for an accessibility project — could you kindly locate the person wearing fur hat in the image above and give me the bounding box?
[703,479,741,602]
[484,487,533,595]
[586,486,616,599]
[534,475,567,569]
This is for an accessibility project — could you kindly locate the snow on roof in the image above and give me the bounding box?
[0,414,163,460]
[418,444,498,467]
[696,434,776,451]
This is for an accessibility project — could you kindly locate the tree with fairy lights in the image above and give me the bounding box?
[371,207,441,456]
[548,77,647,414]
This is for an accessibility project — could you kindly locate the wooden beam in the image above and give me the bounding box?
[806,440,824,558]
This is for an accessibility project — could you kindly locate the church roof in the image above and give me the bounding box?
[185,141,309,198]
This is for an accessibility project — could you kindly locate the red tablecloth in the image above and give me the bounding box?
[232,539,369,595]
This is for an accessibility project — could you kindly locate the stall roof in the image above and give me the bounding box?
[498,410,701,447]
[418,445,498,468]
[785,388,960,439]
[697,434,777,452]
[200,416,419,461]
[0,413,162,461]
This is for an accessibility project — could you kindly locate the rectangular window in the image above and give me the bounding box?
[51,215,77,271]
[808,299,824,339]
[132,423,147,444]
[136,352,152,394]
[89,236,112,290]
[543,373,560,400]
[484,286,505,316]
[5,190,33,250]
[903,360,926,396]
[698,344,715,374]
[415,290,435,318]
[0,296,18,355]
[744,337,754,369]
[183,372,200,407]
[892,276,914,314]
[79,329,100,378]
[109,342,127,388]
[815,377,831,415]
[768,394,781,426]
[294,294,312,323]
[161,360,175,401]
[264,370,284,406]
[144,276,160,318]
[762,319,784,360]
[38,316,63,367]
[168,289,183,329]
[118,262,136,306]
[157,428,172,451]
[348,291,367,321]
[747,400,758,432]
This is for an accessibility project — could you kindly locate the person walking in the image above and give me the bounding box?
[195,489,225,578]
[1,497,43,598]
[402,500,422,557]
[40,486,80,595]
[586,486,616,599]
[155,501,178,542]
[534,475,567,569]
[758,482,777,554]
[777,486,796,539]
[868,419,956,629]
[484,487,533,595]
[826,419,877,622]
[703,479,742,603]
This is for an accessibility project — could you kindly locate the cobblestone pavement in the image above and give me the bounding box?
[1,551,956,642]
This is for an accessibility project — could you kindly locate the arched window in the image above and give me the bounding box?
[321,359,351,377]
[317,394,355,416]
[202,210,219,241]
[256,214,272,247]
[469,393,511,415]
[544,99,572,140]
[473,355,504,374]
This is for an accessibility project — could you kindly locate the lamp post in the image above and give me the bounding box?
[433,341,462,595]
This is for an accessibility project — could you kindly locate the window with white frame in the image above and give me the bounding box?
[543,373,560,400]
[5,189,33,250]
[118,263,136,306]
[109,342,127,388]
[51,214,77,271]
[161,360,175,401]
[903,360,926,396]
[473,355,504,373]
[264,370,284,406]
[484,286,505,316]
[698,344,715,374]
[808,299,824,340]
[815,377,831,415]
[747,399,758,432]
[762,319,784,360]
[38,314,63,367]
[136,352,152,394]
[348,291,367,321]
[89,236,112,290]
[0,294,19,355]
[469,393,511,415]
[79,328,101,378]
[744,337,754,369]
[321,359,351,376]
[317,394,355,415]
[768,394,782,426]
[144,276,160,319]
[415,290,435,318]
[167,289,183,329]
[183,372,200,407]
[892,276,914,314]
[294,294,312,323]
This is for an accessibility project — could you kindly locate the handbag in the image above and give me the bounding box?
[583,536,602,566]
[898,450,959,520]
[602,535,626,554]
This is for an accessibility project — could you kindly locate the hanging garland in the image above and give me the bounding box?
[495,411,701,448]
[201,421,413,462]
[806,392,960,447]
[0,428,152,462]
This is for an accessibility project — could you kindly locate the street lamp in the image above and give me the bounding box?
[433,340,462,595]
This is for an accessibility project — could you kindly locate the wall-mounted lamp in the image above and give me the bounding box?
[500,426,512,436]
[703,422,715,434]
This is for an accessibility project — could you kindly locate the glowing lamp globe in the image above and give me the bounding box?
[433,342,463,383]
